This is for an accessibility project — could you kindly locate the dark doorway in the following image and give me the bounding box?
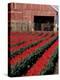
[34,16,54,31]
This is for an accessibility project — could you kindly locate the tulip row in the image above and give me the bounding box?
[8,32,58,77]
[8,31,54,46]
[8,32,43,45]
[9,32,48,55]
[9,34,58,77]
[25,40,58,76]
[9,32,53,58]
[8,32,43,47]
[40,47,58,75]
[9,33,57,70]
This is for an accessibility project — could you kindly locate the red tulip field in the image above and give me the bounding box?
[8,31,58,77]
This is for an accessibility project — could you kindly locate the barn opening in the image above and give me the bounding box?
[34,16,54,31]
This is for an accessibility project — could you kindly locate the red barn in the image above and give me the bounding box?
[8,3,58,32]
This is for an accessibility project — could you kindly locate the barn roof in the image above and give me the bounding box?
[8,3,58,12]
[51,5,58,12]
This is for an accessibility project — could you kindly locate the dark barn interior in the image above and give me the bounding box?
[34,16,54,31]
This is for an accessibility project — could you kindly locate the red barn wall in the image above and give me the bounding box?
[8,3,57,32]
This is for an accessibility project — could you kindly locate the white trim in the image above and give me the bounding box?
[51,5,58,12]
